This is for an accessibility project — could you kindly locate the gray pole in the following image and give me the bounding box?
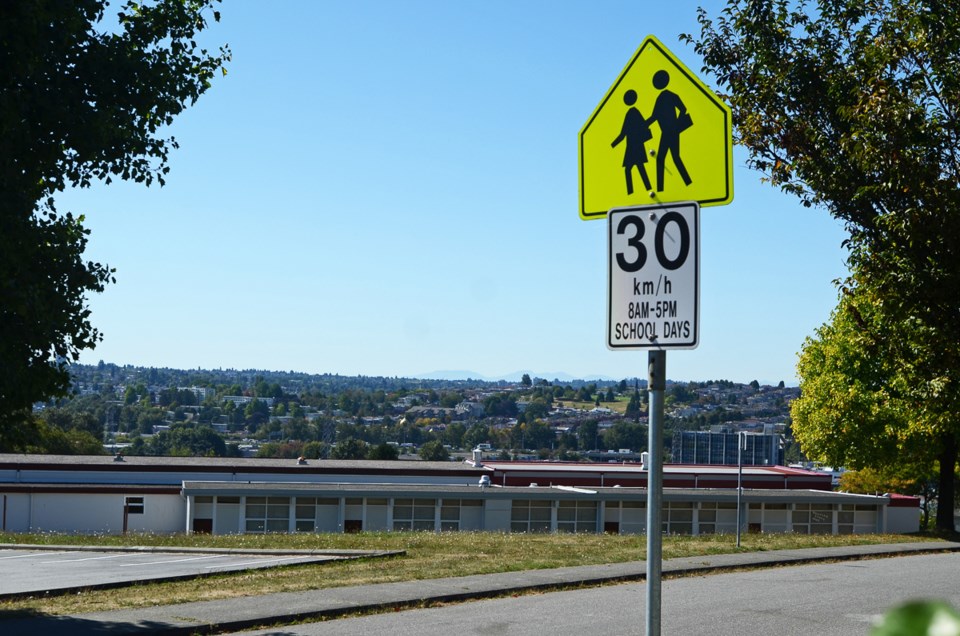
[646,350,665,636]
[736,432,743,548]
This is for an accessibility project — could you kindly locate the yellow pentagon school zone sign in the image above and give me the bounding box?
[579,35,733,220]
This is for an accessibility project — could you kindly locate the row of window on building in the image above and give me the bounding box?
[671,431,785,466]
[187,495,880,536]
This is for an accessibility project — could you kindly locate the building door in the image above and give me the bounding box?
[193,518,213,534]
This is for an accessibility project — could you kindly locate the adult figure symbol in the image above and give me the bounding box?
[648,70,693,192]
[611,89,653,195]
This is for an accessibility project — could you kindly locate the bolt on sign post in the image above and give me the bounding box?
[580,35,733,636]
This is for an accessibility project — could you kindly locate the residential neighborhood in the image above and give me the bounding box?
[35,362,801,466]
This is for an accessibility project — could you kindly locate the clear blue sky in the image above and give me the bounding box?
[61,1,848,385]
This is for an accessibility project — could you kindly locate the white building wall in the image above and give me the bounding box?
[886,506,921,534]
[621,504,646,534]
[215,501,241,534]
[483,499,511,531]
[25,493,186,534]
[127,495,185,534]
[31,494,118,533]
[315,502,339,532]
[2,494,31,532]
[366,502,389,531]
[0,492,185,534]
[762,508,789,533]
[461,504,483,530]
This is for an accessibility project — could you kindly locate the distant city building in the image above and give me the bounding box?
[222,395,275,407]
[455,401,484,418]
[178,386,217,402]
[405,405,457,420]
[672,430,784,466]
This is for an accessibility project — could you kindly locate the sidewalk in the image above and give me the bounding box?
[3,541,958,636]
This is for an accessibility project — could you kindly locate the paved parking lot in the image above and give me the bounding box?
[0,546,374,598]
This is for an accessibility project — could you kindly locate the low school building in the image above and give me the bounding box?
[0,454,919,536]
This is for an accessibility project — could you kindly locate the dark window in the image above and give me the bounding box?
[125,497,144,514]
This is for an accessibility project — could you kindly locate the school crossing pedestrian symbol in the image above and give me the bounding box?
[579,35,733,220]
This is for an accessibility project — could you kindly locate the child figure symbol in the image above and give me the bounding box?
[610,89,653,195]
[611,71,694,196]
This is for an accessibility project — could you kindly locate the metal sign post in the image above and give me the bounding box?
[736,431,747,548]
[646,350,665,636]
[605,204,697,636]
[582,35,731,635]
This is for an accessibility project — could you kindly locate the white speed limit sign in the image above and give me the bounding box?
[607,202,699,350]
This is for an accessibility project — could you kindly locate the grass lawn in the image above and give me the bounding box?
[555,398,628,414]
[0,530,937,616]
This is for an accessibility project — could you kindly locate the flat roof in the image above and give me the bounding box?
[478,460,825,477]
[0,454,486,475]
[0,454,827,476]
[179,480,889,505]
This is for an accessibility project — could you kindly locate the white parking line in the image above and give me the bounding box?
[41,553,128,563]
[120,555,226,567]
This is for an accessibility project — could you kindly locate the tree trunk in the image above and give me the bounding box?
[936,434,958,533]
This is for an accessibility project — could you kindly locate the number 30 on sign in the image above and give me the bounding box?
[607,202,699,350]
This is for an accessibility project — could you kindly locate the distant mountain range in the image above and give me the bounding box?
[415,370,620,383]
[415,370,794,387]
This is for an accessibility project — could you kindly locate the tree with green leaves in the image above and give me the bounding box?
[0,0,229,450]
[448,421,469,445]
[38,407,101,441]
[418,440,450,462]
[625,387,643,422]
[243,398,270,428]
[331,437,368,460]
[840,464,937,529]
[576,385,597,403]
[577,420,599,451]
[366,442,400,461]
[604,420,645,453]
[522,398,551,422]
[522,420,555,451]
[143,422,226,457]
[689,0,960,530]
[483,393,518,418]
[463,423,491,450]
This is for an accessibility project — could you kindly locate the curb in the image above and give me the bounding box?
[3,542,958,635]
[0,543,404,558]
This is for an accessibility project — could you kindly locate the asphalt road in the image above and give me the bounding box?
[232,552,960,636]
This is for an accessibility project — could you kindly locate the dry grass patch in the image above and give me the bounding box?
[0,530,934,617]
